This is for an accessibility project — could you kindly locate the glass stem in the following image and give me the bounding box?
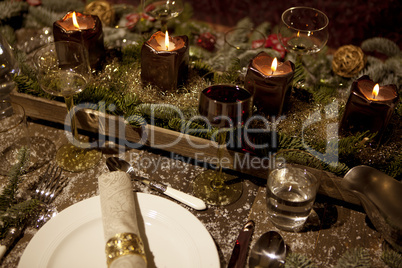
[161,19,168,32]
[296,54,317,83]
[211,131,227,190]
[296,54,303,67]
[64,95,78,145]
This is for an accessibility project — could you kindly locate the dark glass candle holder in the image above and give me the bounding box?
[340,75,399,136]
[141,31,189,91]
[53,11,105,70]
[244,52,294,116]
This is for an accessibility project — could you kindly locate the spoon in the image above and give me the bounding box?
[249,231,286,268]
[342,165,402,252]
[106,157,207,210]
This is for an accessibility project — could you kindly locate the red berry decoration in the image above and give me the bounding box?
[197,32,217,52]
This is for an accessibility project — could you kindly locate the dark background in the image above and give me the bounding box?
[117,0,401,48]
[187,0,402,48]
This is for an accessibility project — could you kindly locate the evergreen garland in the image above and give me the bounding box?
[3,0,402,180]
[0,2,401,264]
[0,148,42,239]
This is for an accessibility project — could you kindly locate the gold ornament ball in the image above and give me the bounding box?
[84,0,115,26]
[332,45,366,78]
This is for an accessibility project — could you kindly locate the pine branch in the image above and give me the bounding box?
[335,248,371,268]
[224,17,254,47]
[381,247,402,268]
[0,25,16,46]
[14,74,56,100]
[0,147,29,213]
[338,131,376,166]
[40,0,85,13]
[168,118,215,139]
[278,132,304,151]
[121,43,143,66]
[293,60,307,88]
[191,59,215,80]
[0,1,28,21]
[285,252,317,268]
[361,37,400,57]
[25,6,64,28]
[213,58,242,84]
[0,199,42,229]
[311,82,338,104]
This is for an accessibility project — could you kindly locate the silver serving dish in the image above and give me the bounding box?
[342,165,402,252]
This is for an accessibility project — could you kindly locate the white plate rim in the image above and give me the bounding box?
[18,193,219,268]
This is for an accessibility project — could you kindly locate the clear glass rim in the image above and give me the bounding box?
[281,6,329,33]
[33,41,87,68]
[200,84,254,105]
[0,100,26,133]
[224,27,266,50]
[269,166,319,189]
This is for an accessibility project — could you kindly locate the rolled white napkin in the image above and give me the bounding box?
[98,171,147,268]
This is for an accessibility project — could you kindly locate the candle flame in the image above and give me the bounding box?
[372,83,379,99]
[297,31,300,37]
[165,31,169,50]
[72,12,80,29]
[271,57,278,74]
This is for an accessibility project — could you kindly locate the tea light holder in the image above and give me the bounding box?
[141,31,189,91]
[53,11,105,70]
[244,52,294,116]
[340,75,399,136]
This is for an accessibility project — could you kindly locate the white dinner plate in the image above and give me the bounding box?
[19,193,219,268]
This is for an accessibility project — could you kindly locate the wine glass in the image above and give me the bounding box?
[278,7,329,68]
[143,0,184,31]
[193,84,254,206]
[34,41,102,172]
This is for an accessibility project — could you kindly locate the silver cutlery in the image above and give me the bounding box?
[249,231,286,268]
[106,157,207,210]
[0,165,67,260]
[228,220,255,268]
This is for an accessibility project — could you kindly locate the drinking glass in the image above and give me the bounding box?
[34,41,102,172]
[0,101,29,174]
[0,33,19,100]
[193,84,254,206]
[224,27,266,51]
[266,165,319,231]
[278,7,329,68]
[143,0,184,31]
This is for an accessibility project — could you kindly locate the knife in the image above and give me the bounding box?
[228,220,255,268]
[106,157,207,210]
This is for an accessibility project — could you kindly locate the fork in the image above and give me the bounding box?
[33,165,68,205]
[0,164,68,260]
[32,164,68,227]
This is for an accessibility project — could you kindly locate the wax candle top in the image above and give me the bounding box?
[56,11,95,31]
[147,31,185,52]
[252,52,293,76]
[357,78,398,102]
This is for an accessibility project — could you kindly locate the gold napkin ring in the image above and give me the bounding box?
[105,233,147,266]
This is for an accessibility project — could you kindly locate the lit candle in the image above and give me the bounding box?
[340,75,399,136]
[244,51,295,116]
[141,31,189,91]
[53,11,105,70]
